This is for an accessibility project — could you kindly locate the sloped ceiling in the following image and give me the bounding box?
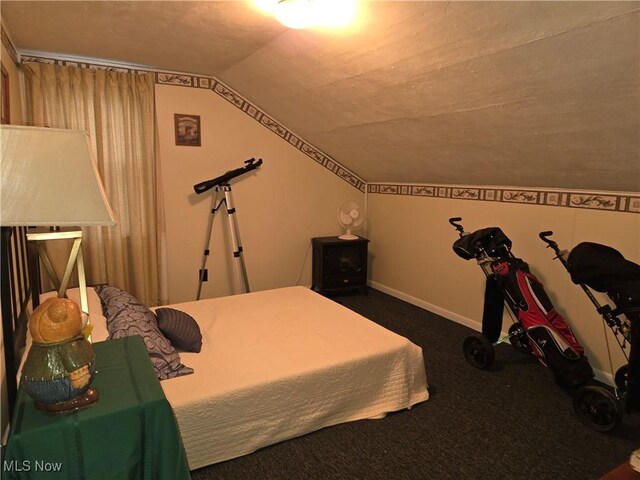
[2,1,639,192]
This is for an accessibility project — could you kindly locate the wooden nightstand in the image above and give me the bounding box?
[3,336,191,480]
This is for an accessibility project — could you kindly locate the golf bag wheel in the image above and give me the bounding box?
[508,323,531,354]
[614,365,628,393]
[573,385,623,432]
[463,335,495,369]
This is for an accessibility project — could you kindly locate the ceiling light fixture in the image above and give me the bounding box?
[253,0,358,29]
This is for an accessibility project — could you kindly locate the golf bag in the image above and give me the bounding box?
[451,222,594,388]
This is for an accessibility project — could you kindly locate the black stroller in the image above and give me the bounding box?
[539,231,640,429]
[448,218,622,431]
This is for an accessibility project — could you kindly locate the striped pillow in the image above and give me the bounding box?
[155,308,202,353]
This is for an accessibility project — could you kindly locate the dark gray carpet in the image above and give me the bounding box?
[191,288,640,480]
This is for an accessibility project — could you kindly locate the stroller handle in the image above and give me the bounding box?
[449,217,465,235]
[539,231,564,258]
[539,231,555,245]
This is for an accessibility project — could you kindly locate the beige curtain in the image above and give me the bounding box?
[22,63,161,306]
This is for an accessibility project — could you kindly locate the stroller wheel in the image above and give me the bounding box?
[463,335,495,369]
[507,323,531,354]
[614,365,628,393]
[573,385,623,432]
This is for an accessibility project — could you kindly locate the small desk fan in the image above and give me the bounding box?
[338,200,363,240]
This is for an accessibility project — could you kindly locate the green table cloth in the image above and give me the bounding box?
[3,336,191,480]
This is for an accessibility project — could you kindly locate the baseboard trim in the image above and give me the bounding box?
[368,280,485,332]
[367,280,614,386]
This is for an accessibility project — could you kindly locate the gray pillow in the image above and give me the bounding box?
[95,285,193,380]
[156,308,202,353]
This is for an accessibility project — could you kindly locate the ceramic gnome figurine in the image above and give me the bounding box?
[22,297,99,414]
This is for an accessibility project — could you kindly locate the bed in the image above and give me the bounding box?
[2,227,429,471]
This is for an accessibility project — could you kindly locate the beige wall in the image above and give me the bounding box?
[366,192,639,381]
[155,84,364,303]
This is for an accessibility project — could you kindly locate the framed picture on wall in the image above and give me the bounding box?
[1,63,10,124]
[174,113,201,146]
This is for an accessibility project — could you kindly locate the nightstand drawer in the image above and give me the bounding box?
[323,275,367,290]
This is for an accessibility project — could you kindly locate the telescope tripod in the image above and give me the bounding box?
[196,183,250,300]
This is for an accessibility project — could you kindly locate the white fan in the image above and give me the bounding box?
[337,200,364,240]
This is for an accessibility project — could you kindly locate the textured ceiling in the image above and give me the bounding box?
[2,1,639,192]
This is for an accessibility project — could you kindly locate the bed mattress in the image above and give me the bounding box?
[46,286,429,470]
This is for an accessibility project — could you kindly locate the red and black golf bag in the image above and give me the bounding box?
[450,221,594,388]
[487,255,594,387]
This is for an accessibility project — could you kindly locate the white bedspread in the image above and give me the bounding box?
[52,286,429,470]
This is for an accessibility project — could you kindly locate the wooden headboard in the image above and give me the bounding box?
[1,226,32,425]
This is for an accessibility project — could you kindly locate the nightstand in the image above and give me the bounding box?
[311,235,369,295]
[3,336,191,480]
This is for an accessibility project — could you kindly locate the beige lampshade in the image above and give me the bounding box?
[0,125,117,226]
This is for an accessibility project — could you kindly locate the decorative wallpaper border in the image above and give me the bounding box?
[16,52,639,213]
[368,183,640,214]
[21,55,147,75]
[20,54,366,193]
[154,72,366,191]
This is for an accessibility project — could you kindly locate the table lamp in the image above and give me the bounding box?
[0,125,117,313]
[0,125,117,413]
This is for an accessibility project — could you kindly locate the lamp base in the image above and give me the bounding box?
[35,387,99,415]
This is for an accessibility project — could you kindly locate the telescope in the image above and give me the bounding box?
[193,157,264,299]
[193,158,263,195]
